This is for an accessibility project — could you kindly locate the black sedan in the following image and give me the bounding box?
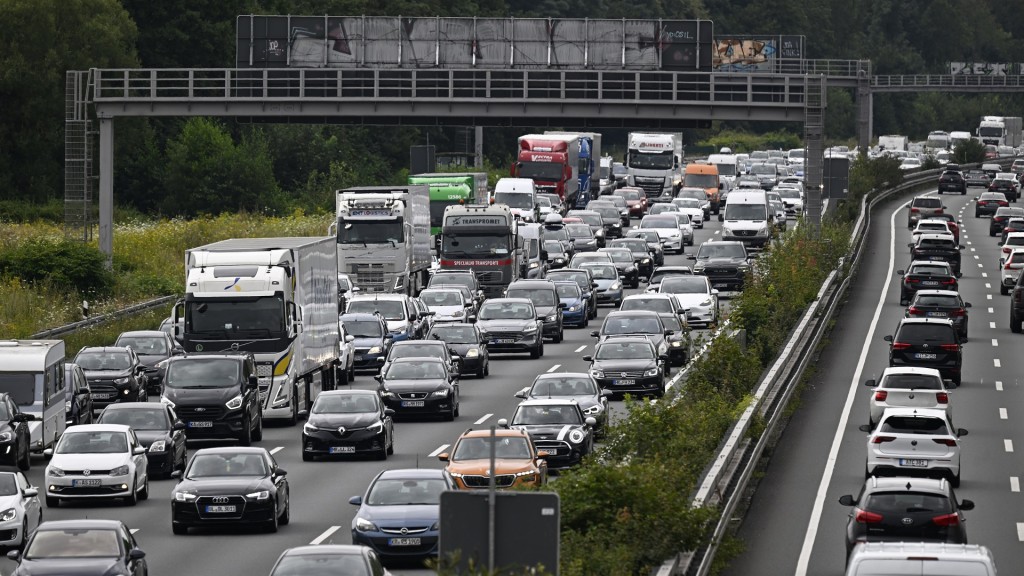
[584,336,667,398]
[95,402,187,478]
[301,390,394,461]
[989,206,1024,236]
[623,229,666,266]
[8,519,148,576]
[591,310,673,372]
[515,373,609,435]
[171,447,290,534]
[429,323,490,378]
[0,394,33,471]
[376,357,459,421]
[975,191,1008,218]
[906,289,970,339]
[269,545,388,576]
[598,247,641,288]
[114,330,181,395]
[897,261,958,306]
[608,237,656,278]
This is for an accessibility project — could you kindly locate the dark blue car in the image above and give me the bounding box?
[554,281,588,327]
[339,313,393,374]
[349,468,452,561]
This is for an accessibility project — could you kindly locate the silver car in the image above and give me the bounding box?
[864,367,951,429]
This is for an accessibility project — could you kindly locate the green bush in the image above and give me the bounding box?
[953,139,986,164]
[0,239,114,297]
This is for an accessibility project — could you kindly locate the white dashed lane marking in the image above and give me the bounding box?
[991,322,997,329]
[1013,477,1020,493]
[986,283,992,289]
[547,364,561,372]
[1017,523,1024,542]
[989,307,995,314]
[270,446,283,455]
[982,272,988,278]
[995,359,1002,367]
[1000,408,1008,420]
[310,526,342,545]
[474,413,493,425]
[1006,439,1014,453]
[130,529,139,534]
[988,294,993,299]
[428,444,449,458]
[993,339,1000,347]
[574,345,587,353]
[997,380,1004,391]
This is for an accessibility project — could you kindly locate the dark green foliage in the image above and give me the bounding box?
[0,240,115,297]
[953,139,986,164]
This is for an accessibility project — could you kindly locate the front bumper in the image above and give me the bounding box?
[562,307,587,327]
[172,497,276,527]
[594,287,623,305]
[352,529,439,560]
[47,473,134,500]
[178,408,246,440]
[722,233,770,248]
[0,517,25,547]
[482,331,541,353]
[594,374,663,396]
[353,352,386,372]
[381,394,454,416]
[302,428,387,456]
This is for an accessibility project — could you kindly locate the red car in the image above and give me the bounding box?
[613,187,648,218]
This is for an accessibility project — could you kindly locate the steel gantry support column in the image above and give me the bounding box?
[803,74,825,237]
[98,117,114,267]
[856,65,873,154]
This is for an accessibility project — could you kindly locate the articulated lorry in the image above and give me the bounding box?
[512,134,581,209]
[407,173,490,235]
[174,237,340,424]
[544,131,602,209]
[330,186,432,295]
[977,116,1023,148]
[626,132,683,202]
[439,203,522,298]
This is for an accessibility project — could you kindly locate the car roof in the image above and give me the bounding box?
[624,293,674,301]
[35,519,126,530]
[430,322,475,329]
[339,313,384,321]
[898,317,954,326]
[78,346,130,353]
[350,294,407,301]
[879,366,943,377]
[534,371,591,381]
[597,335,656,344]
[99,402,165,410]
[481,297,533,305]
[318,389,379,398]
[280,545,366,557]
[391,356,445,364]
[392,340,446,347]
[192,446,269,456]
[377,468,446,481]
[863,476,949,493]
[507,280,557,289]
[912,290,960,298]
[116,330,167,338]
[65,424,131,433]
[517,398,580,407]
[460,428,530,439]
[908,260,951,268]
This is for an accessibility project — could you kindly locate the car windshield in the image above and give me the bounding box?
[777,189,800,199]
[596,341,654,360]
[641,217,678,229]
[115,336,168,355]
[913,198,941,209]
[543,240,566,254]
[679,189,707,201]
[390,344,445,359]
[683,173,717,188]
[97,408,169,430]
[603,251,633,263]
[385,362,446,380]
[555,284,581,298]
[56,431,128,454]
[593,207,619,219]
[895,325,956,344]
[420,290,462,306]
[880,374,943,390]
[344,319,383,338]
[751,164,776,176]
[697,244,746,259]
[724,203,767,220]
[74,351,130,371]
[880,416,949,435]
[618,190,641,200]
[494,191,535,209]
[430,274,475,290]
[164,359,240,389]
[582,265,617,279]
[348,300,405,321]
[506,288,557,307]
[651,205,678,215]
[512,405,582,425]
[547,272,587,287]
[271,553,368,575]
[661,277,709,294]
[675,198,701,208]
[25,529,121,559]
[430,326,477,344]
[602,315,662,334]
[453,436,532,460]
[530,377,596,397]
[566,224,593,238]
[649,269,691,284]
[366,477,447,506]
[0,474,16,497]
[188,453,268,477]
[312,394,378,414]
[621,297,673,314]
[478,302,534,320]
[536,197,551,208]
[613,240,648,253]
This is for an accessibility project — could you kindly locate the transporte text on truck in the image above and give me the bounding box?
[439,203,522,298]
[512,133,581,210]
[172,237,341,425]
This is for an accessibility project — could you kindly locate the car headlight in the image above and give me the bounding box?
[174,491,198,502]
[644,367,661,377]
[642,258,651,264]
[610,282,621,290]
[114,377,131,385]
[149,441,166,453]
[65,400,72,413]
[722,226,734,236]
[569,305,580,312]
[160,396,175,408]
[0,508,17,522]
[379,389,395,398]
[302,422,323,434]
[466,348,480,358]
[368,346,382,355]
[595,230,605,237]
[0,432,12,443]
[583,404,603,415]
[544,314,557,322]
[225,394,243,410]
[110,465,130,476]
[245,490,270,501]
[589,369,605,378]
[47,467,64,478]
[671,340,682,347]
[700,298,713,307]
[452,310,464,317]
[366,420,384,434]
[514,471,538,481]
[524,324,538,333]
[431,388,450,397]
[554,258,565,264]
[529,261,540,269]
[355,517,379,532]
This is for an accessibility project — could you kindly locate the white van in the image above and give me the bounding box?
[719,190,772,248]
[846,542,997,576]
[707,153,738,190]
[494,178,539,223]
[0,340,66,453]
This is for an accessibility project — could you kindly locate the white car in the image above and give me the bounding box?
[1001,247,1024,294]
[418,287,471,324]
[668,213,695,246]
[864,408,966,487]
[773,187,804,215]
[637,215,684,254]
[999,231,1024,266]
[671,198,705,228]
[864,367,952,429]
[337,321,355,385]
[899,157,923,171]
[658,275,719,327]
[44,424,149,507]
[0,470,41,549]
[911,219,955,245]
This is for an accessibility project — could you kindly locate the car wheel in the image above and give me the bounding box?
[238,416,252,446]
[654,380,665,398]
[252,413,263,442]
[530,344,542,359]
[125,479,138,506]
[864,463,871,480]
[279,496,290,526]
[172,523,188,535]
[139,477,149,501]
[631,278,640,289]
[555,329,563,344]
[285,391,298,426]
[178,448,188,473]
[376,439,388,460]
[45,496,58,508]
[337,363,349,386]
[386,430,395,455]
[264,507,279,533]
[539,342,545,357]
[1012,310,1023,333]
[950,470,961,488]
[1002,284,1009,295]
[17,441,30,471]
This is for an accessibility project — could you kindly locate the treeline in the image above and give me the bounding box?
[1,0,1023,217]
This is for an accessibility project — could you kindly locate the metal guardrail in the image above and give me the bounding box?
[28,295,176,340]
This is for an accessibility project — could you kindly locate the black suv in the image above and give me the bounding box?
[72,346,148,410]
[989,206,1024,236]
[1008,269,1024,333]
[908,234,963,277]
[160,352,263,445]
[884,318,963,386]
[897,261,957,306]
[688,241,750,292]
[937,170,966,195]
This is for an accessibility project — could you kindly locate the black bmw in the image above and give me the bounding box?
[301,390,395,461]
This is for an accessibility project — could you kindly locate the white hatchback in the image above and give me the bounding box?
[863,408,966,487]
[658,275,719,327]
[864,367,951,429]
[0,470,41,548]
[44,424,149,507]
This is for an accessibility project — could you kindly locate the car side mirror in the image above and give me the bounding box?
[965,302,972,308]
[896,269,905,276]
[437,452,449,462]
[133,446,146,455]
[585,417,597,427]
[536,450,550,459]
[23,488,37,498]
[864,379,876,388]
[858,424,872,432]
[590,330,600,338]
[173,420,186,430]
[907,243,914,248]
[659,354,669,361]
[582,355,593,362]
[883,335,893,342]
[718,214,724,222]
[959,499,975,511]
[374,375,383,384]
[664,329,674,336]
[591,282,599,288]
[129,548,146,561]
[43,449,53,457]
[345,335,355,343]
[957,428,969,437]
[7,550,20,562]
[959,245,965,250]
[248,375,259,390]
[687,255,697,261]
[838,495,856,506]
[349,495,363,506]
[558,302,568,309]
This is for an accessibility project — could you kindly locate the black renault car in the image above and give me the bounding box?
[584,336,667,398]
[376,357,459,421]
[64,363,93,427]
[884,318,963,386]
[301,390,394,461]
[159,353,263,445]
[96,402,188,478]
[608,237,656,278]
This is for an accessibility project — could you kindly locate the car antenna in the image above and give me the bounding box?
[415,454,419,469]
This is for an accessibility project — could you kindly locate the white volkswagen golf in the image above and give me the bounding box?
[44,424,149,507]
[863,408,966,487]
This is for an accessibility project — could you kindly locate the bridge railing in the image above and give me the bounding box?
[873,74,1024,88]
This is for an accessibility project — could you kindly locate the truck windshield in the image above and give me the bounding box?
[979,127,1002,137]
[684,173,717,188]
[724,204,768,220]
[337,218,404,244]
[186,296,286,338]
[628,152,673,170]
[494,192,535,209]
[0,373,41,408]
[517,162,564,181]
[441,234,511,257]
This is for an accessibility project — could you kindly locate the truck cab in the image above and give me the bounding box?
[494,178,539,223]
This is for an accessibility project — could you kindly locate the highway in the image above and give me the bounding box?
[724,188,1018,575]
[0,215,727,576]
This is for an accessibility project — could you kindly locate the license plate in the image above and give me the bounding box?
[899,459,928,467]
[914,353,938,360]
[92,393,112,399]
[388,537,422,546]
[712,283,728,289]
[613,379,636,386]
[401,400,425,408]
[329,446,355,454]
[205,505,237,513]
[72,479,101,487]
[927,311,948,317]
[188,421,213,428]
[492,339,516,344]
[921,281,939,286]
[928,256,944,260]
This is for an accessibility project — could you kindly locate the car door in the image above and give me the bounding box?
[268,454,288,514]
[165,406,186,465]
[124,526,147,575]
[16,471,40,534]
[128,430,147,483]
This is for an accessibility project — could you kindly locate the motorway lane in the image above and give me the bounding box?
[0,216,725,576]
[724,188,1023,575]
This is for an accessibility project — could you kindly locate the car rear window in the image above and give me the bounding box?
[895,324,956,344]
[1010,252,1024,264]
[913,294,959,307]
[862,491,952,515]
[913,198,941,208]
[880,373,943,390]
[909,265,949,276]
[1007,237,1024,246]
[880,415,949,435]
[939,174,961,182]
[918,238,954,249]
[621,298,673,314]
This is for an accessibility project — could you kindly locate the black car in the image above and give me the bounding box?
[589,204,626,239]
[270,545,390,576]
[380,340,459,378]
[171,447,290,534]
[884,318,963,386]
[1008,266,1024,333]
[621,294,690,366]
[567,210,608,248]
[608,237,656,278]
[504,280,565,343]
[546,269,598,320]
[0,394,33,471]
[591,310,673,376]
[160,353,263,445]
[376,357,459,420]
[506,399,596,469]
[301,390,394,461]
[906,290,970,339]
[72,346,148,409]
[838,476,973,559]
[543,240,571,270]
[689,241,750,292]
[584,336,668,397]
[114,330,181,395]
[96,402,187,478]
[989,206,1024,236]
[475,298,545,358]
[909,234,964,277]
[975,191,1008,218]
[990,177,1018,202]
[427,270,485,307]
[8,519,147,576]
[340,313,394,373]
[64,363,93,427]
[936,170,966,194]
[897,261,958,306]
[623,230,666,267]
[565,222,599,252]
[429,323,490,378]
[598,247,641,288]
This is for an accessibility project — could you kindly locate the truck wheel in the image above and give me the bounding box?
[285,387,298,426]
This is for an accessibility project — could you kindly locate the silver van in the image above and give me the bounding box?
[846,542,996,576]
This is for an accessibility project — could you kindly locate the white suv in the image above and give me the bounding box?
[863,408,966,487]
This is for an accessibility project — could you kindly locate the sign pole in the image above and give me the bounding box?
[488,425,496,573]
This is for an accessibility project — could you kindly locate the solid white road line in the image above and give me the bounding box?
[997,380,1004,391]
[993,339,1000,347]
[1006,439,1014,453]
[428,444,449,458]
[474,414,493,425]
[794,198,908,576]
[1000,408,1008,420]
[310,526,342,545]
[1017,523,1024,542]
[1012,477,1020,492]
[270,446,283,455]
[547,364,561,372]
[995,359,1002,367]
[574,345,587,353]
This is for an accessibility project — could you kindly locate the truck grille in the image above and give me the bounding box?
[351,264,388,292]
[475,270,503,283]
[636,182,662,197]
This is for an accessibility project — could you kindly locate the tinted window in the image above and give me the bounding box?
[165,358,241,389]
[366,478,447,506]
[880,416,949,435]
[621,297,673,313]
[75,351,131,371]
[312,394,378,414]
[913,294,960,306]
[56,431,128,454]
[530,377,596,396]
[453,436,531,460]
[880,373,943,390]
[512,405,582,425]
[862,492,952,515]
[913,198,942,208]
[909,265,949,276]
[348,300,406,321]
[344,320,383,338]
[115,336,168,355]
[601,315,662,335]
[506,288,557,307]
[189,453,268,477]
[385,362,446,380]
[430,326,477,343]
[895,324,956,344]
[26,529,122,559]
[97,408,169,430]
[478,302,534,320]
[596,342,654,360]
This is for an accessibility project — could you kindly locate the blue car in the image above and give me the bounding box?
[349,468,452,561]
[339,313,393,373]
[554,281,588,327]
[580,263,623,307]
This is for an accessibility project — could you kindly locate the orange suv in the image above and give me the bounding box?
[439,428,548,489]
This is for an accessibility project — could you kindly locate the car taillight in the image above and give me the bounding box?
[932,513,960,527]
[874,390,888,401]
[1000,201,1010,206]
[911,208,920,213]
[855,509,884,524]
[936,392,949,403]
[940,343,959,351]
[907,306,922,315]
[950,308,965,316]
[936,208,944,214]
[1005,260,1015,270]
[891,342,911,350]
[933,438,958,447]
[872,435,896,444]
[1004,247,1012,254]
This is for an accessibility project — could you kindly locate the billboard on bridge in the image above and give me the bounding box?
[711,35,804,72]
[236,15,713,71]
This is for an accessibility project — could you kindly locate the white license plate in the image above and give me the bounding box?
[492,339,516,344]
[92,393,112,399]
[914,353,938,360]
[72,479,101,487]
[927,311,948,317]
[329,446,355,454]
[614,379,636,386]
[921,281,939,286]
[899,459,928,467]
[928,256,945,260]
[712,283,728,289]
[188,421,213,428]
[388,537,422,546]
[401,400,425,408]
[205,505,237,513]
